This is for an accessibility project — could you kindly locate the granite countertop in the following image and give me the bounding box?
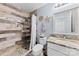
[47,37,79,50]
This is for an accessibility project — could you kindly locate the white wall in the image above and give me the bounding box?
[36,3,54,16]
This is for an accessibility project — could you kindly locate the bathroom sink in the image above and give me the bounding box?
[50,34,64,38]
[50,34,79,40]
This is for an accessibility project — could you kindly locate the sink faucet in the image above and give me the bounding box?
[63,35,66,39]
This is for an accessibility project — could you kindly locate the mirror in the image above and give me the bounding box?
[53,7,79,34]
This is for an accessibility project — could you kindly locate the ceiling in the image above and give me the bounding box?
[8,3,47,12]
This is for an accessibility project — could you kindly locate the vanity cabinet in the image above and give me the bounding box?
[47,42,69,56]
[47,47,65,56]
[47,42,79,56]
[69,48,79,56]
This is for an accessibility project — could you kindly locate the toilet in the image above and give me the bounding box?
[31,15,44,56]
[31,34,47,56]
[32,44,43,56]
[31,33,47,56]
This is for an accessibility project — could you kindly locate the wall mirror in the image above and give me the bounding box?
[53,7,79,34]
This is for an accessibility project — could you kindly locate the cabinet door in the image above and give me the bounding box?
[47,48,65,56]
[47,42,69,55]
[69,48,79,56]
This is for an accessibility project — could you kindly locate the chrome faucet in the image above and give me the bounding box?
[63,35,66,39]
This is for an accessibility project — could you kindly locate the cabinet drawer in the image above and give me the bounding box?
[47,48,65,56]
[47,42,69,55]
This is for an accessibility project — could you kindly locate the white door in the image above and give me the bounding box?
[30,14,36,49]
